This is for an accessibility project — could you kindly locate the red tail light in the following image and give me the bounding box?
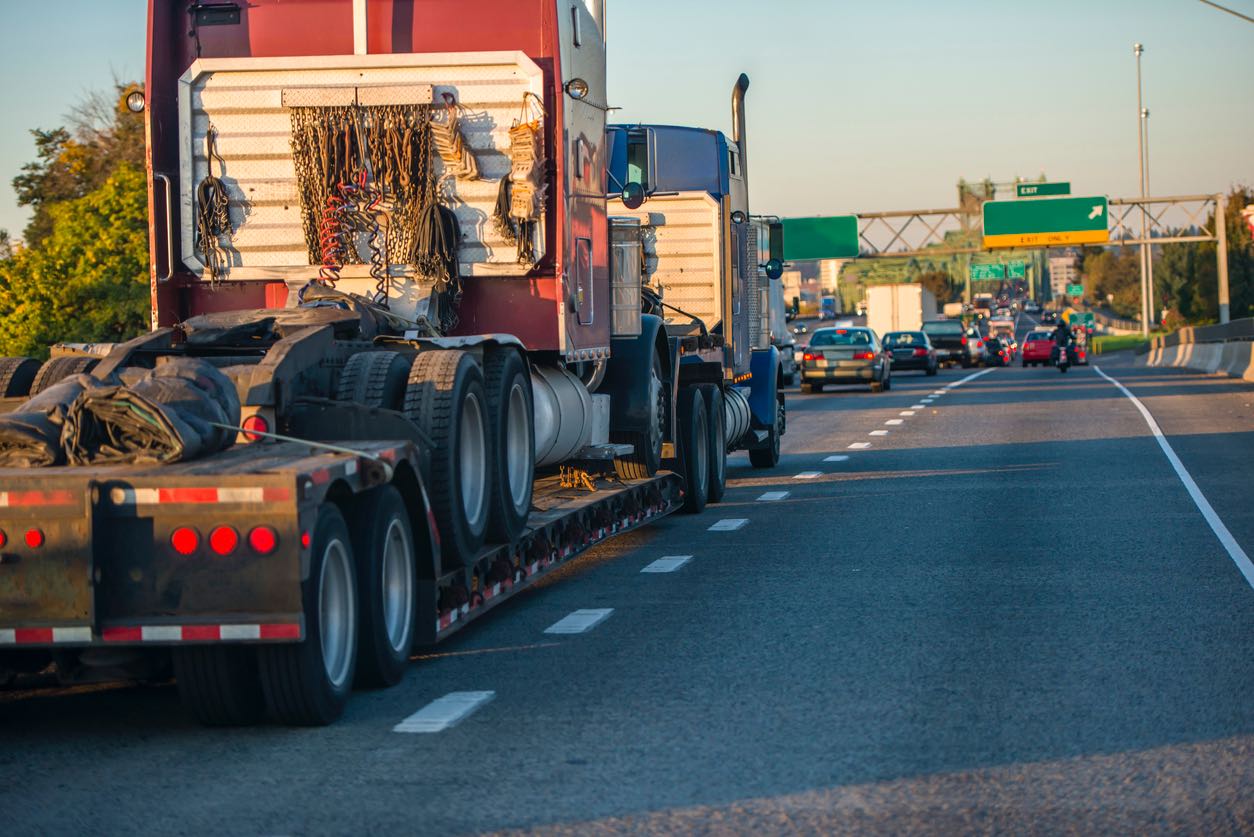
[803,352,817,362]
[912,348,928,357]
[209,526,239,556]
[170,526,200,556]
[24,528,44,549]
[248,526,279,555]
[977,340,985,347]
[0,529,6,548]
[961,336,968,346]
[853,351,875,360]
[241,415,269,443]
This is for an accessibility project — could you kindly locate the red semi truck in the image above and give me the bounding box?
[0,0,783,725]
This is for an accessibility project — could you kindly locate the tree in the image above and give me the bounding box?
[0,165,149,359]
[1155,186,1252,325]
[917,269,958,303]
[1083,248,1140,318]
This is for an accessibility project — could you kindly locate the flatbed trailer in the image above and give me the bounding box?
[0,436,679,723]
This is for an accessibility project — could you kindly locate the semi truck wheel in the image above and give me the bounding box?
[698,384,727,503]
[350,485,416,688]
[30,356,98,395]
[337,350,410,408]
[483,349,534,543]
[404,350,489,566]
[258,503,358,725]
[613,348,665,480]
[174,646,266,726]
[676,386,709,514]
[748,395,783,469]
[0,357,40,397]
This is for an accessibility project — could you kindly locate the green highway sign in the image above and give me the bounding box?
[782,216,859,260]
[1007,261,1026,279]
[983,196,1109,249]
[969,263,1005,281]
[1067,283,1084,297]
[1016,182,1071,198]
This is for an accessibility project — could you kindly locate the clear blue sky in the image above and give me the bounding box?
[0,0,1250,239]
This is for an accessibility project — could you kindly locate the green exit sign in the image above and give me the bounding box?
[1007,261,1026,278]
[984,196,1109,248]
[782,216,860,260]
[970,263,1006,280]
[1017,182,1071,198]
[1067,283,1084,296]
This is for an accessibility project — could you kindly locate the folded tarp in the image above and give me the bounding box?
[0,375,96,467]
[63,359,241,465]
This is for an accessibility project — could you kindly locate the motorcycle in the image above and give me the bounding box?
[1055,344,1071,373]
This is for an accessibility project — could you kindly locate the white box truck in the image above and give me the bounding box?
[866,284,938,337]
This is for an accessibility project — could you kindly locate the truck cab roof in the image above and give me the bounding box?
[606,124,738,199]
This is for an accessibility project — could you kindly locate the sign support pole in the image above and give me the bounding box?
[1216,193,1230,324]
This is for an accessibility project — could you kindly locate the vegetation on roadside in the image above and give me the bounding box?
[1091,333,1160,354]
[0,84,149,359]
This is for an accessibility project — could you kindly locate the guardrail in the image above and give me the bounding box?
[1151,318,1254,349]
[1089,309,1141,333]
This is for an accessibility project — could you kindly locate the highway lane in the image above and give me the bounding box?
[2,362,1252,835]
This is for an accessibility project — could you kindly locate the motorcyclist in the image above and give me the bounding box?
[1052,319,1072,365]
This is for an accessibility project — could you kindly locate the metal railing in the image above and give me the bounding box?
[1152,318,1254,349]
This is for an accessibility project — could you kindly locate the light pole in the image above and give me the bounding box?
[1142,105,1155,324]
[1134,43,1150,336]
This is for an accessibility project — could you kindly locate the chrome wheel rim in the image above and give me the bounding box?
[319,538,355,688]
[693,402,709,494]
[459,392,488,530]
[380,517,414,654]
[647,359,664,459]
[504,381,531,512]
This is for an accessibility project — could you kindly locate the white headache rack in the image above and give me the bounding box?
[177,51,546,294]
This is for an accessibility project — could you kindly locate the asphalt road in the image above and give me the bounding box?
[3,355,1253,835]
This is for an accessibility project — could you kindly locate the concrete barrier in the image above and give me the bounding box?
[1137,317,1254,382]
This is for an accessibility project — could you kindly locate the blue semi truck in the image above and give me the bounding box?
[605,75,786,485]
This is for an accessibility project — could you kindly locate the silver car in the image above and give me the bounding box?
[799,327,892,393]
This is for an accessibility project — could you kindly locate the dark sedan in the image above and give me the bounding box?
[882,331,939,376]
[984,337,1012,367]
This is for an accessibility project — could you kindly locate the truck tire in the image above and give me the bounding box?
[337,350,409,408]
[349,485,416,688]
[676,386,709,514]
[748,396,783,470]
[613,348,665,481]
[483,349,534,543]
[258,503,358,725]
[0,357,40,398]
[30,356,98,395]
[698,384,726,503]
[403,350,489,566]
[174,646,266,726]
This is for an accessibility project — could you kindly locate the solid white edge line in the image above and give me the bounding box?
[394,691,495,733]
[1094,364,1254,590]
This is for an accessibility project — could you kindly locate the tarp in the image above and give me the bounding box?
[63,359,240,465]
[0,375,96,467]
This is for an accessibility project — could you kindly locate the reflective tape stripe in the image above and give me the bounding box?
[0,490,77,508]
[100,623,299,642]
[110,486,291,507]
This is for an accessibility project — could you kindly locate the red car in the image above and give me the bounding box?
[1021,331,1057,367]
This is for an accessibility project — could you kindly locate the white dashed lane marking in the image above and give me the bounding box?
[641,556,693,573]
[708,518,749,531]
[848,442,872,449]
[899,411,916,416]
[544,609,614,635]
[869,430,889,436]
[794,471,822,479]
[394,691,495,733]
[824,455,850,462]
[885,419,904,426]
[757,491,790,501]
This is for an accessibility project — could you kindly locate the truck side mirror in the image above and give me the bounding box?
[621,182,646,210]
[763,259,783,280]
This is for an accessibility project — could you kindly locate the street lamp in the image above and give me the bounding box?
[1134,43,1150,335]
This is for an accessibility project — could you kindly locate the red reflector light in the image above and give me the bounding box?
[241,415,269,443]
[913,348,928,357]
[853,351,874,360]
[977,340,985,347]
[0,529,6,548]
[248,526,279,555]
[208,526,239,556]
[24,528,43,549]
[300,531,311,549]
[170,527,200,556]
[961,336,968,345]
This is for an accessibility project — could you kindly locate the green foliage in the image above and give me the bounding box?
[0,83,149,359]
[1156,186,1252,324]
[1082,247,1141,319]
